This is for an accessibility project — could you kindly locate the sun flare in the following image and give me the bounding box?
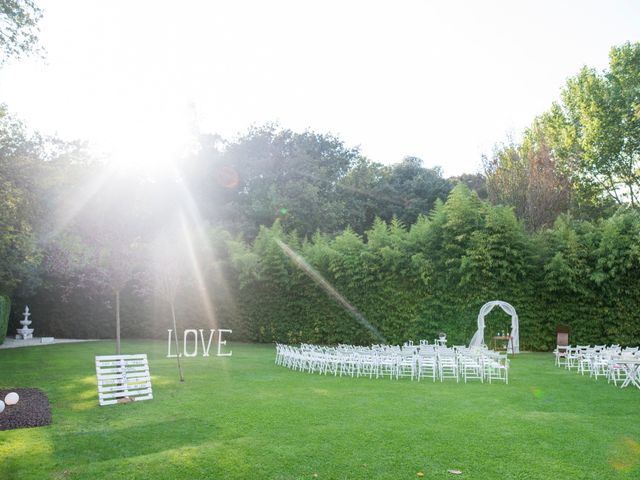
[100,102,195,177]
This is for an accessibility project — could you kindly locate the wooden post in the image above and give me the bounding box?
[115,290,121,355]
[170,301,184,382]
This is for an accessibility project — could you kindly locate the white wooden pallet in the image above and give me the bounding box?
[95,354,153,406]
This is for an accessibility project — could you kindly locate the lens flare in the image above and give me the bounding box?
[215,165,240,189]
[275,238,386,343]
[529,386,544,399]
[609,437,640,472]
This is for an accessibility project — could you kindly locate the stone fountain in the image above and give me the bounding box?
[15,306,34,340]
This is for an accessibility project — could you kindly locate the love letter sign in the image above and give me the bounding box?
[167,329,232,357]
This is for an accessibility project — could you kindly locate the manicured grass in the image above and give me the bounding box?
[0,341,639,479]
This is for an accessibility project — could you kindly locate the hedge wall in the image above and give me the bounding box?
[226,185,640,350]
[11,185,640,350]
[0,294,10,345]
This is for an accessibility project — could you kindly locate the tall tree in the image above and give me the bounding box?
[0,106,43,295]
[68,171,148,354]
[485,42,640,224]
[484,117,573,230]
[561,43,640,206]
[449,173,487,200]
[381,157,453,227]
[483,138,528,220]
[0,0,43,64]
[338,157,391,234]
[339,156,453,233]
[186,125,359,238]
[520,117,572,229]
[153,232,185,381]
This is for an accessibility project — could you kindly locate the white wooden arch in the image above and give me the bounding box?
[469,300,519,353]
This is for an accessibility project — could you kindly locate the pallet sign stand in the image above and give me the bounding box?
[95,354,153,406]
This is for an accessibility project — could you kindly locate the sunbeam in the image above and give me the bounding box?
[275,238,387,343]
[147,162,239,379]
[178,211,219,332]
[44,161,117,243]
[174,168,241,325]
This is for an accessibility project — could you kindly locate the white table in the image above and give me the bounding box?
[617,358,640,389]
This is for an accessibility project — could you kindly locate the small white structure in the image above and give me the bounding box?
[95,354,153,406]
[469,300,520,354]
[15,306,34,339]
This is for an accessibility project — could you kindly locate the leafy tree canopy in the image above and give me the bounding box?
[0,0,42,65]
[485,42,640,228]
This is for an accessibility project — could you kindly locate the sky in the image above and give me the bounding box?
[0,0,639,176]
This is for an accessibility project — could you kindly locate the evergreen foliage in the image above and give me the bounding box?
[224,186,640,350]
[0,294,10,344]
[10,177,640,350]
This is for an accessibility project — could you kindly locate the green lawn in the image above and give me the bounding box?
[0,341,639,479]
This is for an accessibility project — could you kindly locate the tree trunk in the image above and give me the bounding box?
[170,300,184,382]
[115,289,121,355]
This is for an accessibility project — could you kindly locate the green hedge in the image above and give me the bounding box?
[11,185,640,350]
[226,185,640,350]
[0,295,10,345]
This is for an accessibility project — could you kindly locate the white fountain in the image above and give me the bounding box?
[15,306,34,340]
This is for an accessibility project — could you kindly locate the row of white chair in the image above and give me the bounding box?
[554,344,639,388]
[275,343,509,384]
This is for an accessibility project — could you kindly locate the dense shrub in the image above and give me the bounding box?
[228,186,640,350]
[0,294,10,345]
[12,185,640,350]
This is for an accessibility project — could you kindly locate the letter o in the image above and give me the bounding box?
[183,329,198,357]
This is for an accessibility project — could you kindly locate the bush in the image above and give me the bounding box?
[228,188,640,350]
[13,187,640,350]
[0,295,10,345]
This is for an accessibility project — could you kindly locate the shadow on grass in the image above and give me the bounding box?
[50,417,220,467]
[0,428,53,480]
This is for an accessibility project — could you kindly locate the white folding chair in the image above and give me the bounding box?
[484,353,509,384]
[417,352,437,382]
[377,354,397,379]
[459,352,483,383]
[438,351,459,382]
[554,345,569,367]
[396,354,416,380]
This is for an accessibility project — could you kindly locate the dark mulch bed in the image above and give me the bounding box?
[0,388,51,431]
